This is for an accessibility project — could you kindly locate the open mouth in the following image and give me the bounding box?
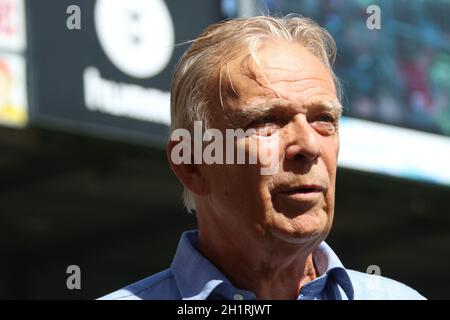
[282,185,324,195]
[273,184,325,214]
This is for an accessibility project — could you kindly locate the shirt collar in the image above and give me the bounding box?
[302,242,355,300]
[171,230,249,300]
[171,230,354,300]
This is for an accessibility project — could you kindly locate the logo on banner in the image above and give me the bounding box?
[94,0,175,79]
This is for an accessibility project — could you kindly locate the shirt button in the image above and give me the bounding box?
[233,293,244,300]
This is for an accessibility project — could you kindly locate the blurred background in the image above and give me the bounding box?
[0,0,449,299]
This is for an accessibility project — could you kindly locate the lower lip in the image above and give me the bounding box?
[279,190,323,202]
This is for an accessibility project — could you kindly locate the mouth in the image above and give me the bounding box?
[279,185,325,194]
[276,184,325,202]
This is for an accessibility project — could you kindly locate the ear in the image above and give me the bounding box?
[167,139,209,196]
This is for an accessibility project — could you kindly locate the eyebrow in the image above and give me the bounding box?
[226,98,343,128]
[304,99,343,117]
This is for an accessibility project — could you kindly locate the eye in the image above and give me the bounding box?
[247,116,281,136]
[248,116,277,129]
[254,116,277,126]
[316,113,336,123]
[310,113,338,135]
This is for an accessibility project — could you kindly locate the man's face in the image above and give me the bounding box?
[199,40,340,246]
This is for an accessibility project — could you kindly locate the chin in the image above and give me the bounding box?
[270,229,328,249]
[270,209,332,246]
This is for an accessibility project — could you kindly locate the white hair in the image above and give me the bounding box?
[169,14,342,213]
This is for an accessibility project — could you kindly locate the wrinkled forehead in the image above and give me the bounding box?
[213,40,337,118]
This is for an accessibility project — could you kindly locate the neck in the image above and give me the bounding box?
[197,218,318,300]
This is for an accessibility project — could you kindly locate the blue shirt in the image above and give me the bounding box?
[100,230,425,300]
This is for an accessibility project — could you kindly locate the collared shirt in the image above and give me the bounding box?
[99,230,425,300]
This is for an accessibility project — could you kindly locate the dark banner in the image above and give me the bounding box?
[27,0,222,146]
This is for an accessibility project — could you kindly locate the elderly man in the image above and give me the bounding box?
[101,15,425,300]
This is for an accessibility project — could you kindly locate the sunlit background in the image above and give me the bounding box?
[1,0,449,299]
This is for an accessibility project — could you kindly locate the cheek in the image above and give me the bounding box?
[321,136,339,211]
[203,162,262,202]
[321,135,339,176]
[335,134,340,159]
[248,134,281,173]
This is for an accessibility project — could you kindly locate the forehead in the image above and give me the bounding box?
[216,40,337,117]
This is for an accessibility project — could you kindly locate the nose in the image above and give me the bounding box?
[284,114,320,162]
